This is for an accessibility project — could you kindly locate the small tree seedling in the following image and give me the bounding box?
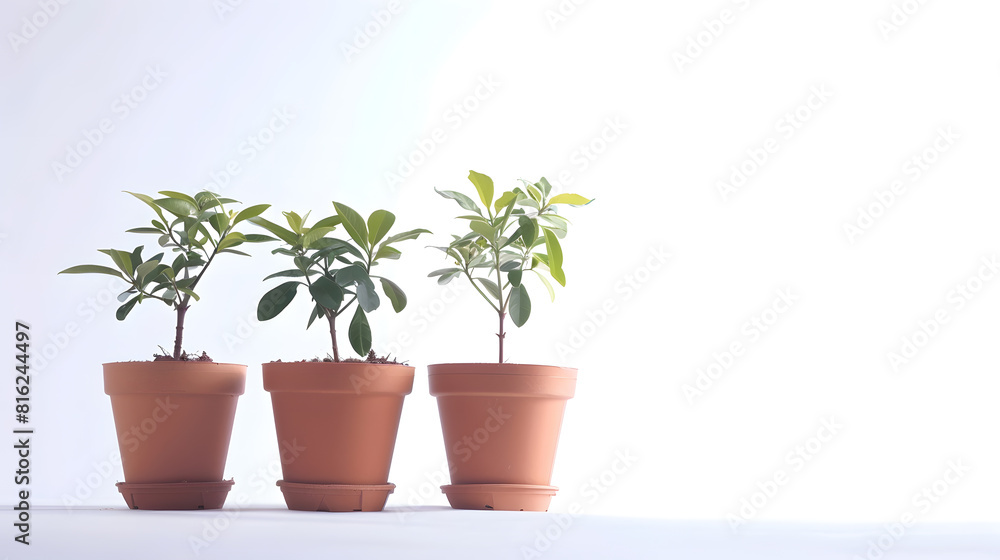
[430,171,592,363]
[59,190,276,360]
[251,202,430,362]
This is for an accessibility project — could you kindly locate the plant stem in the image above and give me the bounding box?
[498,308,506,363]
[327,311,340,362]
[173,304,188,359]
[169,226,224,358]
[495,243,505,363]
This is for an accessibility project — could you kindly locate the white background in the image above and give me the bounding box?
[2,0,1000,532]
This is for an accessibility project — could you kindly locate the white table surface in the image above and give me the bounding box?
[5,507,999,559]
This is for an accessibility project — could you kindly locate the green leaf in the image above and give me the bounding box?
[217,232,246,251]
[526,183,542,202]
[99,249,134,277]
[302,227,336,249]
[382,228,431,244]
[469,220,496,241]
[435,187,481,214]
[493,190,518,214]
[307,303,324,329]
[193,191,223,208]
[126,227,163,235]
[124,191,168,224]
[374,245,401,261]
[171,253,187,272]
[501,227,522,249]
[294,256,312,272]
[517,196,540,210]
[178,287,201,301]
[139,264,171,287]
[348,306,372,357]
[312,215,342,229]
[508,270,522,287]
[219,248,251,256]
[438,271,461,285]
[475,277,501,300]
[243,234,278,243]
[264,269,307,281]
[367,209,396,246]
[549,193,593,206]
[154,197,197,218]
[499,259,521,272]
[257,281,299,321]
[537,177,553,197]
[428,268,461,277]
[468,253,490,269]
[116,297,139,321]
[309,275,345,310]
[233,204,270,225]
[543,229,565,286]
[59,264,125,279]
[335,264,379,312]
[509,284,531,327]
[314,238,365,261]
[129,246,144,269]
[538,213,570,227]
[533,269,556,301]
[379,278,407,312]
[208,212,230,235]
[248,217,299,246]
[467,170,494,210]
[134,260,160,282]
[333,201,369,251]
[197,194,239,210]
[280,211,303,234]
[518,216,537,248]
[158,191,199,206]
[355,280,381,312]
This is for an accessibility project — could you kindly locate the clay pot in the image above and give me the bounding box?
[262,361,414,512]
[103,361,246,510]
[428,363,577,511]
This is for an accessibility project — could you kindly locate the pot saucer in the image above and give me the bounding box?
[441,483,558,512]
[116,480,234,510]
[276,480,395,512]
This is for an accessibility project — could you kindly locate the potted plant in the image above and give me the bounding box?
[250,202,429,512]
[428,171,592,511]
[59,190,274,510]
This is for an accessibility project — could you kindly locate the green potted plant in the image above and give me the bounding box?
[428,171,592,511]
[59,190,274,510]
[250,202,429,512]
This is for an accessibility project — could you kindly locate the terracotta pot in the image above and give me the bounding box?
[428,363,577,511]
[103,361,246,510]
[262,361,414,511]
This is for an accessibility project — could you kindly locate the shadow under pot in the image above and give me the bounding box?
[263,361,414,512]
[428,363,577,512]
[103,361,246,510]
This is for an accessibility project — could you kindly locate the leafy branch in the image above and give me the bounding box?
[59,190,275,359]
[430,171,592,363]
[251,202,429,362]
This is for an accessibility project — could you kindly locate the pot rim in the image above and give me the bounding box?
[428,363,577,379]
[103,361,246,367]
[262,361,414,369]
[263,361,415,395]
[104,361,247,396]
